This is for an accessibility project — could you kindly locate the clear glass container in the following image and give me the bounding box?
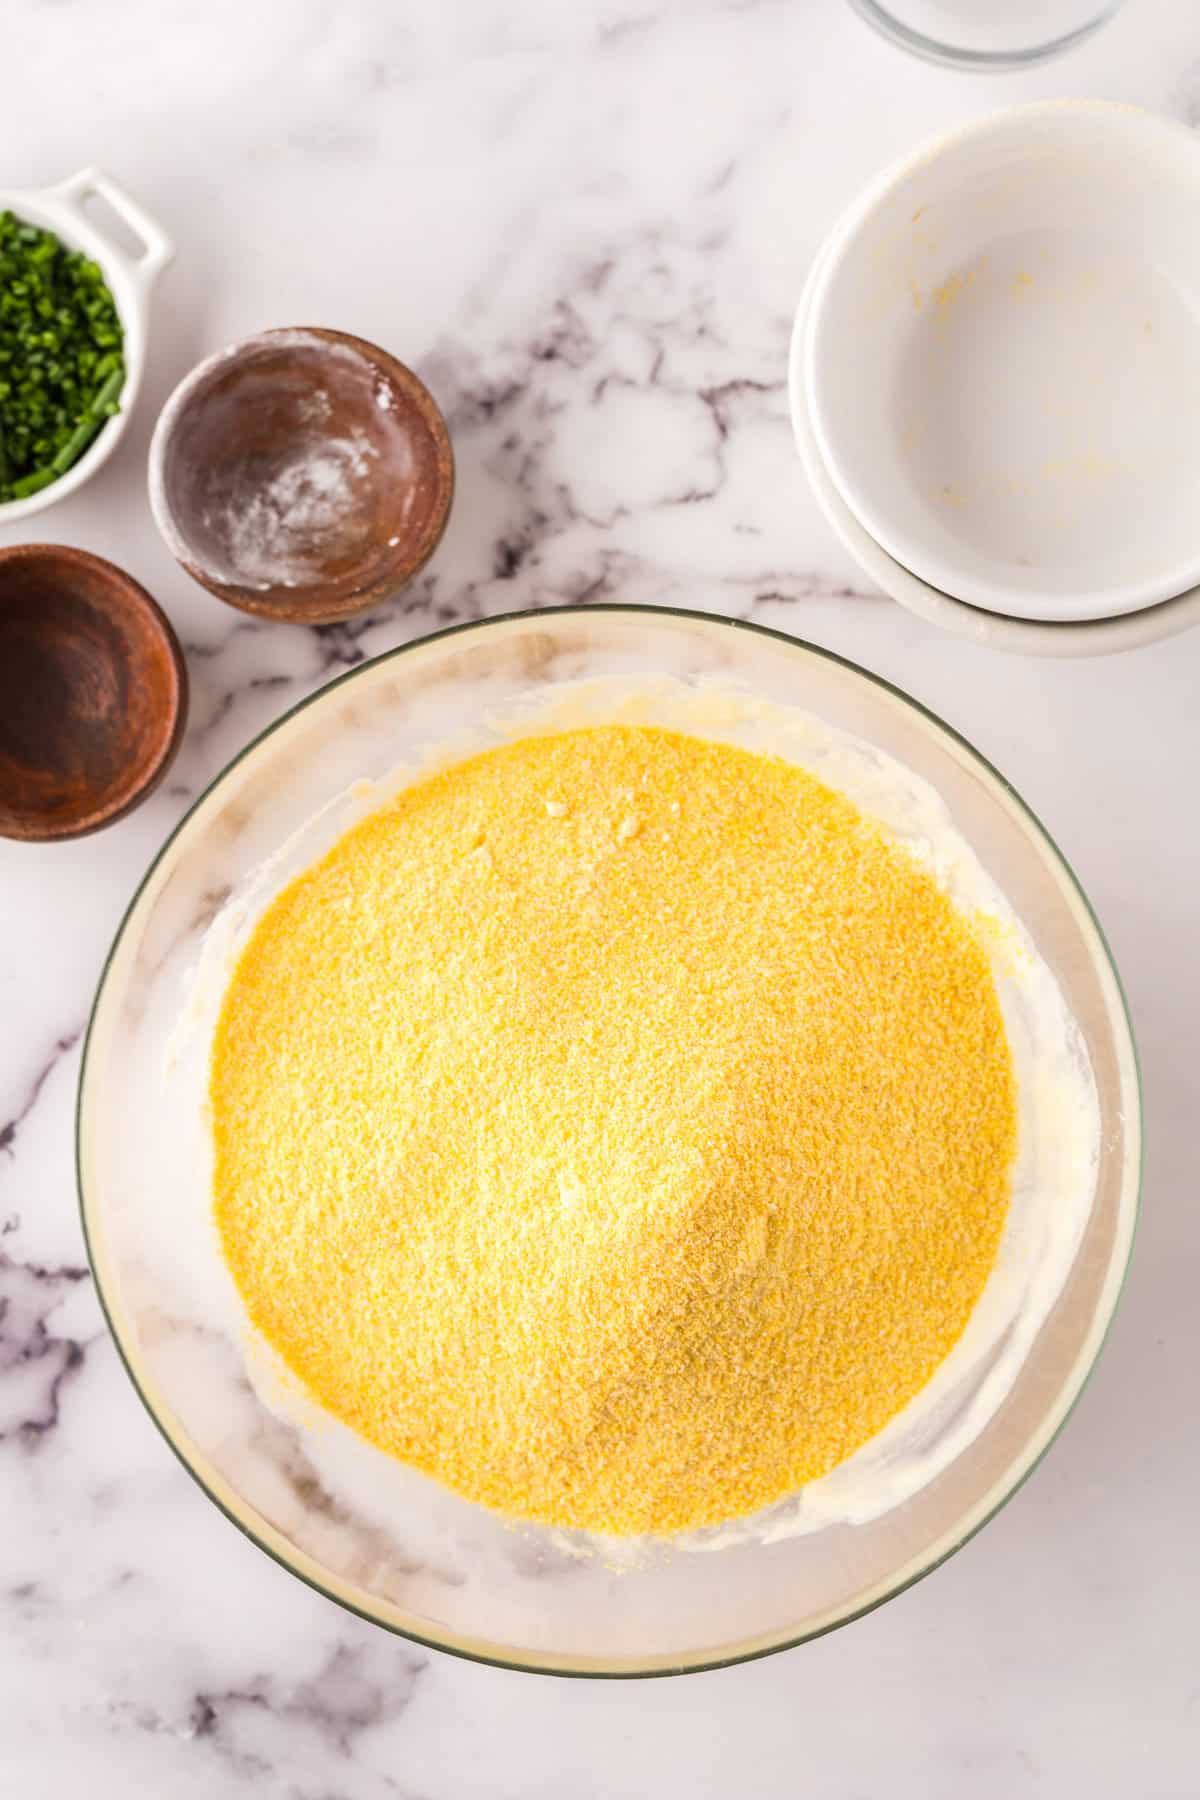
[77,607,1140,1676]
[845,0,1124,70]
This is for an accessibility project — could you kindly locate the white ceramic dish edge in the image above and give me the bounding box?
[0,168,173,523]
[790,222,1200,657]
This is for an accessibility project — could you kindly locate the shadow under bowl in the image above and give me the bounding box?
[149,328,455,626]
[0,545,188,842]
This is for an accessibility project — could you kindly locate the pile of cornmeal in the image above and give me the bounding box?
[210,725,1016,1538]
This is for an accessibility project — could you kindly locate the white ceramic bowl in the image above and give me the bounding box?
[803,103,1200,624]
[0,169,173,523]
[790,242,1200,657]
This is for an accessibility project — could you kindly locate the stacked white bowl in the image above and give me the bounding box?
[791,102,1200,655]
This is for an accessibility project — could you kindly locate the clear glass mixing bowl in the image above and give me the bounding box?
[77,607,1140,1676]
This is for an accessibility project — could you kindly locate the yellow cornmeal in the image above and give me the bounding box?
[211,725,1016,1538]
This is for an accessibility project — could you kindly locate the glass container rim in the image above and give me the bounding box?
[843,0,1124,71]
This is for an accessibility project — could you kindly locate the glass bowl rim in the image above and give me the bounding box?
[842,0,1124,71]
[75,602,1143,1679]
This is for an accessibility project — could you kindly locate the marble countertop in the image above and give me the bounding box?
[3,1,1199,1793]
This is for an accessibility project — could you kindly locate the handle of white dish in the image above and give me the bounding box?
[50,167,175,288]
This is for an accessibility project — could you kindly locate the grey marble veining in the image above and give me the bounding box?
[2,0,1200,1793]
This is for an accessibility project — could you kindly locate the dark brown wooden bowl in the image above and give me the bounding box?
[148,327,455,624]
[0,545,188,842]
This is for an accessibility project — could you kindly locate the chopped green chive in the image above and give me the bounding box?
[0,208,126,503]
[9,466,59,499]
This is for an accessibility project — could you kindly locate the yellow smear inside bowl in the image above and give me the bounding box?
[210,724,1016,1538]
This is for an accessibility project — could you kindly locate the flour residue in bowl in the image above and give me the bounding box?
[204,427,380,589]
